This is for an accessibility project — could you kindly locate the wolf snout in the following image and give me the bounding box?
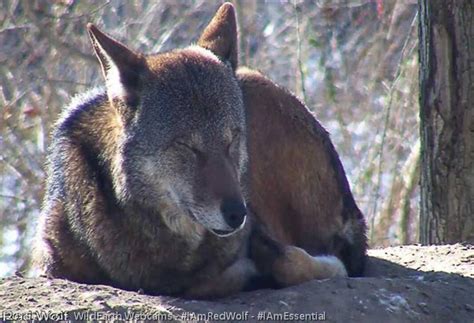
[221,198,247,229]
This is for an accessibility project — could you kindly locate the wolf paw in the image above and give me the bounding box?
[273,246,347,287]
[185,257,257,299]
[311,255,348,278]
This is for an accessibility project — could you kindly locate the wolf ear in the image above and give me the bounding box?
[197,2,238,70]
[87,24,144,106]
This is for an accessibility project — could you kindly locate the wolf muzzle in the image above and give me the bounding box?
[220,198,247,229]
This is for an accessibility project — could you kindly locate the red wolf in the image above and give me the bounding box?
[34,3,366,298]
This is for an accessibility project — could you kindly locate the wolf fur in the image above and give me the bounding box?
[33,3,366,298]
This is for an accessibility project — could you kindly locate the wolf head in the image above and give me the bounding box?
[87,3,248,237]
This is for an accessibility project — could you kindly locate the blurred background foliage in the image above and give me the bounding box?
[0,0,419,276]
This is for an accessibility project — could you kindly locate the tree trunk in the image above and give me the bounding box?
[419,0,474,244]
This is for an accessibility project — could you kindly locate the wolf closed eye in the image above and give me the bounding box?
[174,140,202,156]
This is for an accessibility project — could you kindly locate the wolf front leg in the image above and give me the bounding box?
[249,224,347,288]
[184,257,258,299]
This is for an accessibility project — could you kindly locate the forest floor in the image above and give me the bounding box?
[0,244,473,322]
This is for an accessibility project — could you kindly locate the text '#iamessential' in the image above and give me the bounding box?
[257,311,327,321]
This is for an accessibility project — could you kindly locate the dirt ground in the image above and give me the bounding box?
[0,244,473,322]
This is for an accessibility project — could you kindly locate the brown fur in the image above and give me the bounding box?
[239,68,367,276]
[33,3,366,299]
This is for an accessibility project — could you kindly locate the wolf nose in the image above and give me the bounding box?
[221,199,247,229]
